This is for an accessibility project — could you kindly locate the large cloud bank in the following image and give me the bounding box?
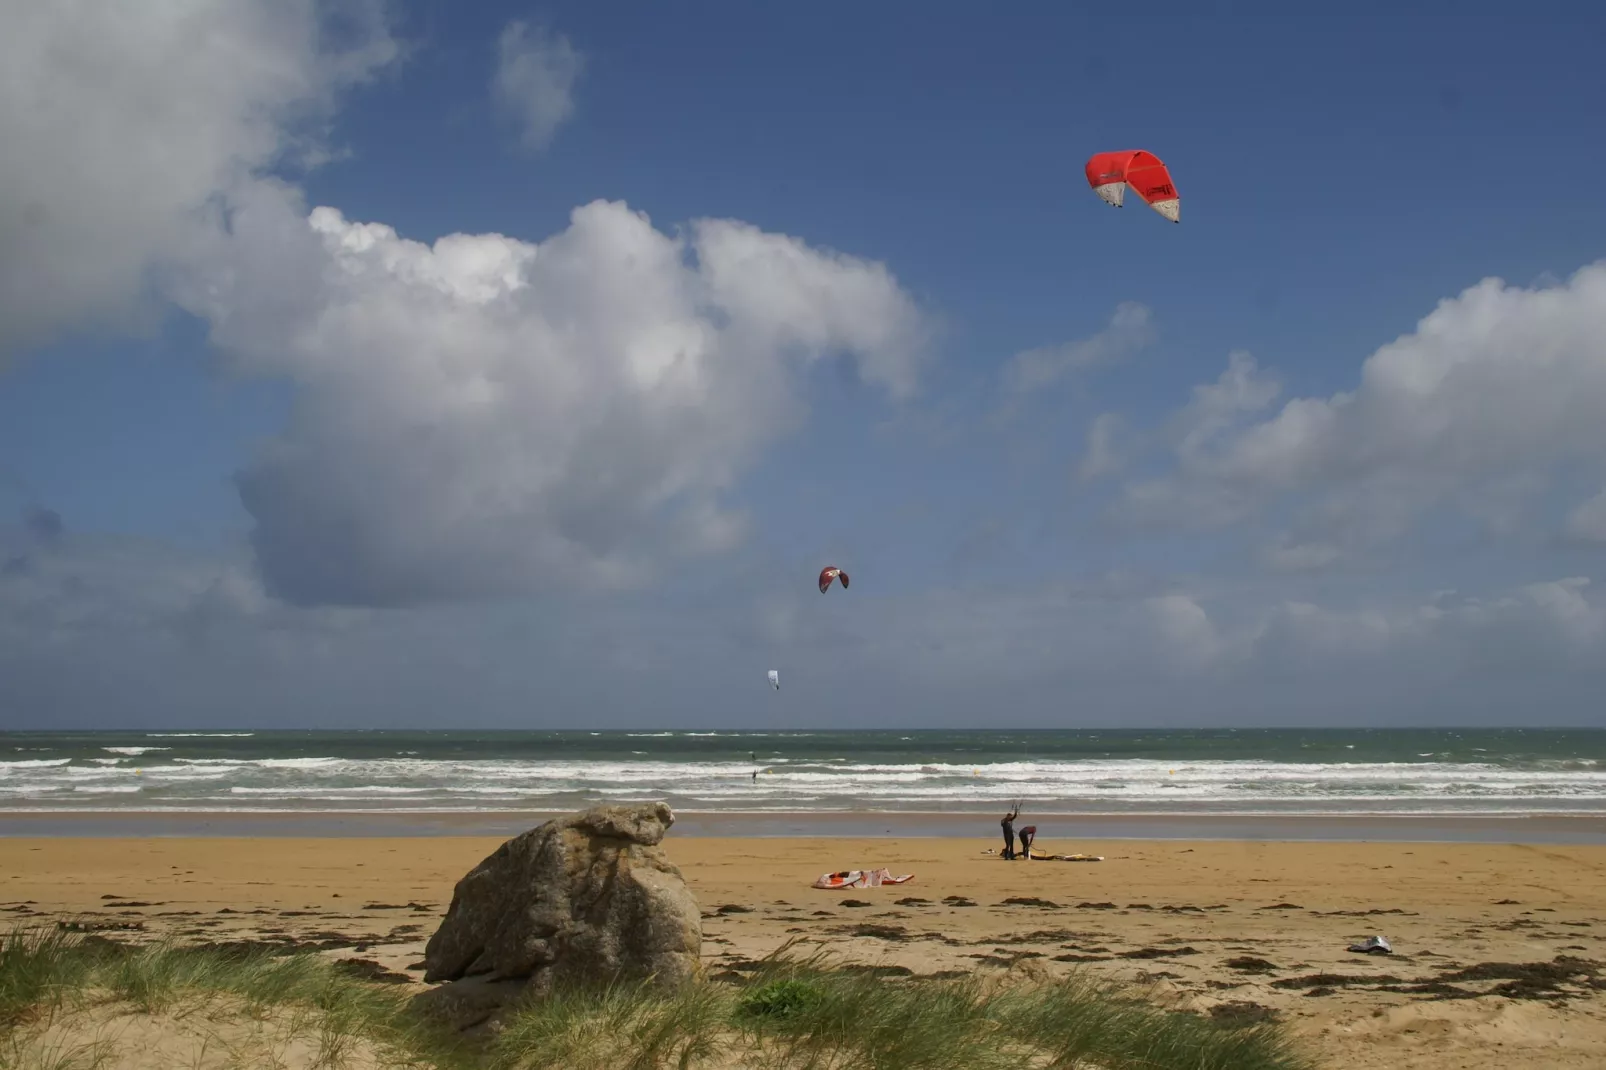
[204,200,930,605]
[1115,264,1606,567]
[1,0,930,608]
[5,1,1606,727]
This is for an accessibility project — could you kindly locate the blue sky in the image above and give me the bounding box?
[3,3,1606,728]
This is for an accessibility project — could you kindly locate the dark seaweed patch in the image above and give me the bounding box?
[842,964,914,977]
[333,958,414,984]
[1118,946,1200,960]
[1223,956,1280,974]
[1207,1001,1281,1026]
[838,924,909,941]
[1270,973,1402,990]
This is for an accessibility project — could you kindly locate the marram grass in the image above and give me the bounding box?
[0,925,1318,1070]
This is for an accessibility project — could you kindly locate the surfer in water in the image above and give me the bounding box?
[1000,802,1020,860]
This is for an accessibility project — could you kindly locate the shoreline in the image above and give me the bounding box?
[4,808,1606,843]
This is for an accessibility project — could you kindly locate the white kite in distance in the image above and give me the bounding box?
[767,669,780,690]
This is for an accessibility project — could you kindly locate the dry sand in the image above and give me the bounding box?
[4,832,1606,1068]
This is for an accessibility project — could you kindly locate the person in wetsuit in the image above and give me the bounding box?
[1000,803,1020,859]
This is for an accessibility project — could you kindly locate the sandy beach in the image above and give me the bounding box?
[4,830,1606,1068]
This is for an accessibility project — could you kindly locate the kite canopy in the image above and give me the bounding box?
[1084,150,1180,223]
[767,669,780,690]
[818,566,849,593]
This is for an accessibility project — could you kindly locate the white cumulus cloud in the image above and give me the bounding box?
[195,199,930,606]
[0,0,397,358]
[492,19,583,152]
[1114,261,1606,562]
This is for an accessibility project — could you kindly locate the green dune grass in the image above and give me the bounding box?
[1,925,1317,1070]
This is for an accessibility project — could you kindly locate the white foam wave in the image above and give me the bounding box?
[145,733,256,738]
[3,751,1604,816]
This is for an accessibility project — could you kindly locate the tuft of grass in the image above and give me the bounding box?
[1,1029,117,1070]
[733,947,1021,1070]
[990,971,1316,1070]
[94,937,409,1028]
[734,977,825,1021]
[1,925,438,1069]
[489,977,728,1070]
[0,926,95,1031]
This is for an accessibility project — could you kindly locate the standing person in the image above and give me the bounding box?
[1000,803,1020,860]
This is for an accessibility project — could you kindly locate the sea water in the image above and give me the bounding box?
[2,728,1603,818]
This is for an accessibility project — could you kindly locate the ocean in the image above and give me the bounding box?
[2,728,1604,819]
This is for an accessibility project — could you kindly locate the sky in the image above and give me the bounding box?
[3,2,1606,730]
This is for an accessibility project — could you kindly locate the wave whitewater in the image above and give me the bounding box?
[3,726,1605,817]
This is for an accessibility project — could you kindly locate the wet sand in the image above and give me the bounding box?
[4,833,1605,1068]
[4,809,1606,843]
